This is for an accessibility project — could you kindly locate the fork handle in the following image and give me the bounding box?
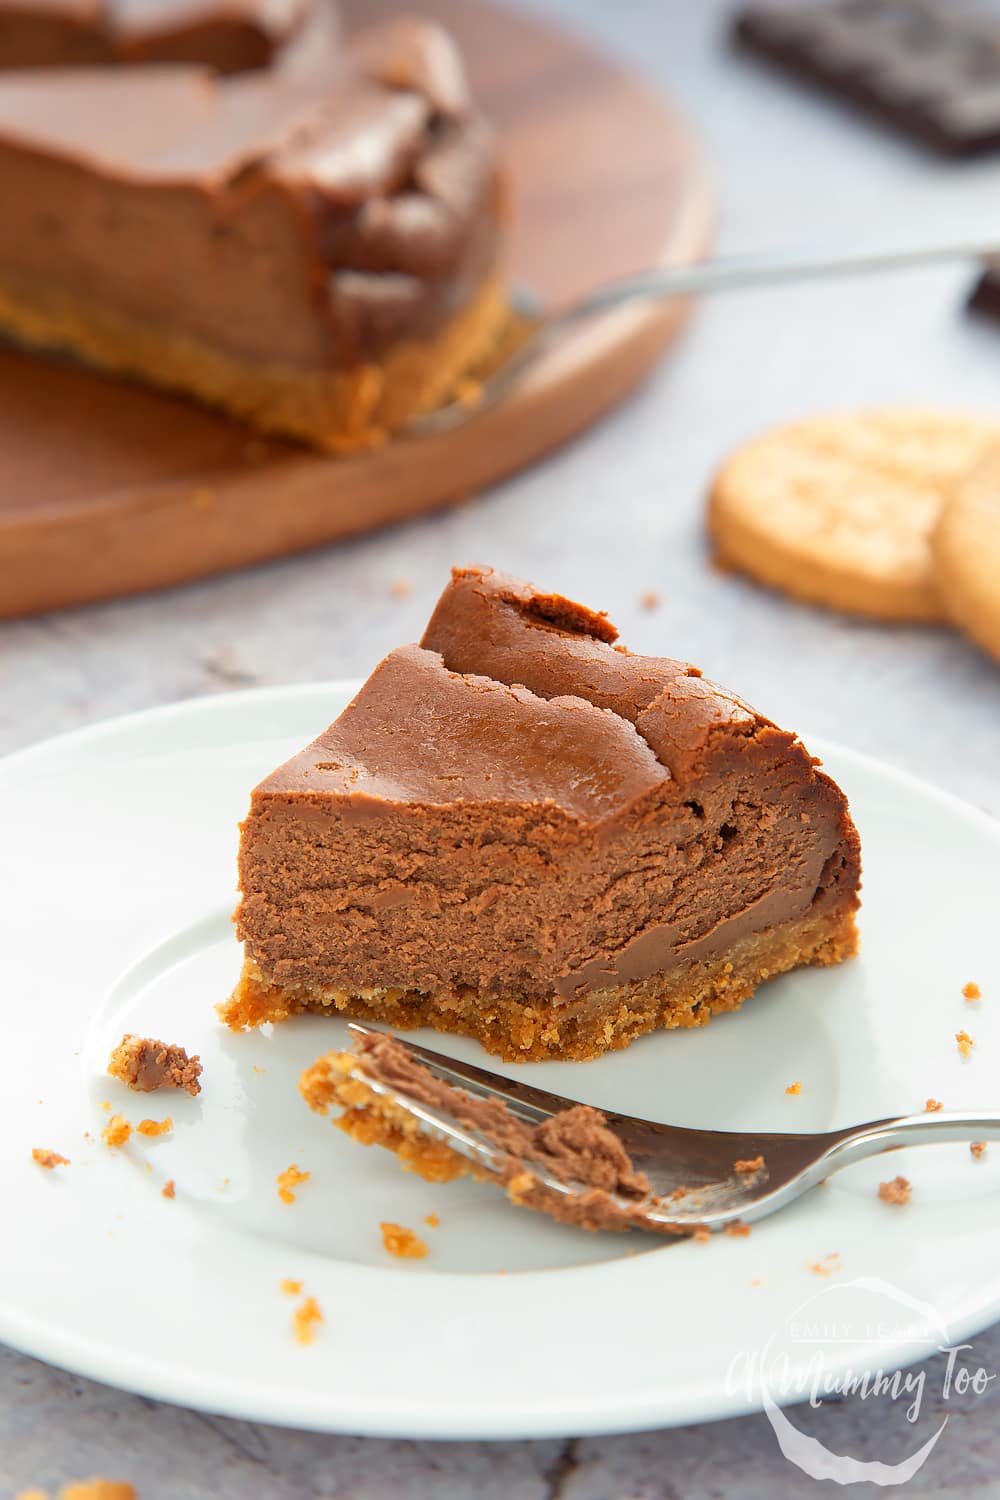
[549,231,1000,331]
[824,1111,1000,1174]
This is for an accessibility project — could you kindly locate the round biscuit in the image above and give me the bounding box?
[932,446,1000,665]
[708,409,1000,622]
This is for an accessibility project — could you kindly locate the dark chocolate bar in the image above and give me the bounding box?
[734,1,1000,157]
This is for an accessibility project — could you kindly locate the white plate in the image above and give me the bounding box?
[1,683,998,1439]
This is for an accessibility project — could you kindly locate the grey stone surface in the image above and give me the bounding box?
[2,0,999,1493]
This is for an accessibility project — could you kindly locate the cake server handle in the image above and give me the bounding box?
[408,229,1000,436]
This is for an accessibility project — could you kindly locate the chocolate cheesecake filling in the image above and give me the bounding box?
[0,19,502,367]
[230,566,861,1058]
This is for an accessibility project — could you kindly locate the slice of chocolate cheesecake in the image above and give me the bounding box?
[223,566,861,1061]
[0,0,316,72]
[0,20,507,450]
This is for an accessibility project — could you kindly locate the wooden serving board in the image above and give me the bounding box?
[0,0,712,618]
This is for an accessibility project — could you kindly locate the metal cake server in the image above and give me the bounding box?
[406,230,1000,437]
[345,1021,1000,1234]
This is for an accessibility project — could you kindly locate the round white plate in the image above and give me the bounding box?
[1,683,998,1439]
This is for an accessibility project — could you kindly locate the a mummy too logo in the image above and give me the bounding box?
[727,1277,995,1485]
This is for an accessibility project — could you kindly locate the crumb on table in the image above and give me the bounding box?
[107,1033,202,1096]
[925,1098,944,1112]
[424,1213,440,1229]
[971,1141,988,1159]
[733,1155,765,1174]
[785,1081,802,1096]
[389,576,413,599]
[963,982,982,1001]
[692,1225,711,1243]
[281,1278,303,1296]
[276,1164,311,1204]
[31,1148,69,1169]
[17,1483,138,1500]
[956,1030,976,1059]
[293,1295,323,1345]
[380,1221,428,1259]
[101,1114,131,1149]
[161,1180,175,1199]
[878,1175,911,1206]
[725,1222,752,1238]
[639,589,661,610]
[136,1118,172,1137]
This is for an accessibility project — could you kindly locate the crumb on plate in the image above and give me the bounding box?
[136,1118,172,1138]
[878,1175,911,1206]
[963,982,982,1001]
[785,1081,802,1096]
[281,1278,303,1296]
[639,590,661,611]
[390,576,413,599]
[101,1114,131,1149]
[107,1033,202,1096]
[971,1141,988,1159]
[31,1148,69,1169]
[809,1251,843,1277]
[293,1296,323,1345]
[380,1221,428,1259]
[956,1030,975,1058]
[276,1164,311,1204]
[925,1098,944,1113]
[161,1180,176,1199]
[733,1155,765,1174]
[424,1213,440,1228]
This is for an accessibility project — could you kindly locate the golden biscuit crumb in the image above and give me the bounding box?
[733,1155,765,1174]
[424,1213,440,1228]
[380,1221,428,1259]
[692,1225,711,1243]
[971,1141,988,1159]
[293,1296,323,1345]
[956,1030,975,1058]
[925,1098,944,1113]
[389,576,413,599]
[107,1033,201,1096]
[639,589,661,610]
[725,1221,752,1238]
[878,1175,911,1206]
[785,1081,802,1096]
[276,1164,311,1204]
[136,1118,172,1137]
[161,1180,175,1199]
[61,1483,136,1500]
[32,1148,69,1169]
[101,1114,131,1148]
[809,1251,843,1277]
[963,982,982,1001]
[280,1278,303,1296]
[99,1100,112,1112]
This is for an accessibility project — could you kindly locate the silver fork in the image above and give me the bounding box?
[345,1022,1000,1234]
[406,230,1000,437]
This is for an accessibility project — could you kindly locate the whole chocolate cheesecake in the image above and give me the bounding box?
[0,0,318,72]
[0,19,508,450]
[222,566,861,1061]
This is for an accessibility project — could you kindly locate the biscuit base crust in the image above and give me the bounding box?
[222,904,859,1062]
[0,264,510,452]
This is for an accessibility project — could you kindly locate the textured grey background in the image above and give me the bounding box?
[2,0,1000,1493]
